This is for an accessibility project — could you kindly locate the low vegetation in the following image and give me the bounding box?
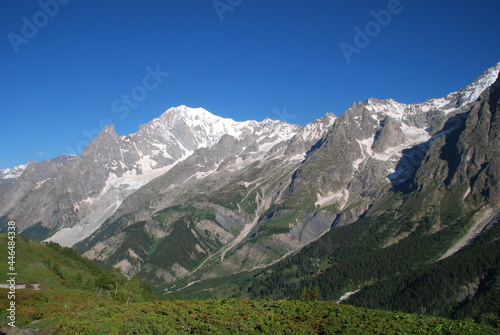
[39,299,500,334]
[0,215,498,334]
[1,290,497,334]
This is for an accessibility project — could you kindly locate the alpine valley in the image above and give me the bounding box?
[1,62,499,323]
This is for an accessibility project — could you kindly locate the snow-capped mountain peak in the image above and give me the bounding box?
[34,105,303,246]
[364,98,408,120]
[148,105,291,149]
[158,105,235,128]
[0,161,34,180]
[361,62,500,121]
[456,61,500,107]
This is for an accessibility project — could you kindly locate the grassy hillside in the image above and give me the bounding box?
[237,204,499,323]
[1,291,497,334]
[169,195,500,328]
[1,234,497,334]
[0,233,155,330]
[43,299,499,334]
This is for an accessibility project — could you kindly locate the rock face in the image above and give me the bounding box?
[0,106,302,244]
[1,62,499,295]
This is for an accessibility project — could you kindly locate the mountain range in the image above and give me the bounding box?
[1,62,499,320]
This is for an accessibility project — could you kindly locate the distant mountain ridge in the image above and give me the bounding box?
[1,62,499,321]
[1,105,303,246]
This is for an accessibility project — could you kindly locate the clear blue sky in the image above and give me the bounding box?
[1,0,499,169]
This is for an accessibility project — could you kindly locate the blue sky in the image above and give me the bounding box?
[1,0,499,169]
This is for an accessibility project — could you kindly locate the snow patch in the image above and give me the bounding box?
[80,197,95,206]
[357,137,374,157]
[34,178,50,189]
[49,161,186,247]
[46,200,122,247]
[365,98,408,120]
[371,146,403,162]
[400,123,431,144]
[288,153,306,162]
[192,168,218,180]
[136,154,158,173]
[458,62,500,107]
[101,163,176,195]
[418,97,451,113]
[315,189,349,209]
[337,289,361,303]
[128,248,143,261]
[352,158,364,170]
[0,163,30,179]
[463,187,471,202]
